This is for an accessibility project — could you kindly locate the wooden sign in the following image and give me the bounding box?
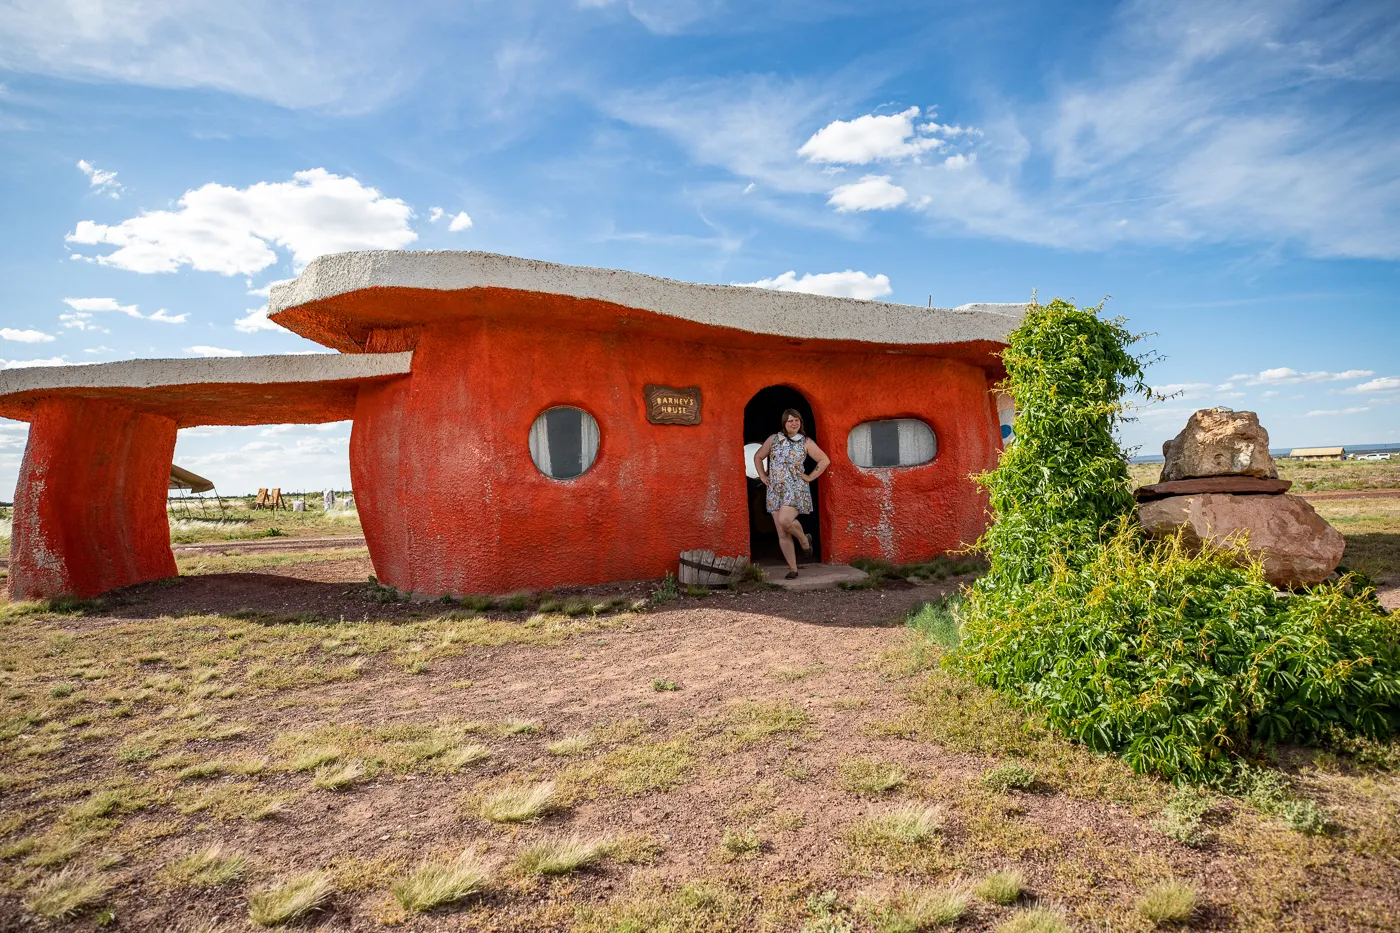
[645,384,702,425]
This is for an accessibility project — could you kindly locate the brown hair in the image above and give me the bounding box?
[779,408,804,437]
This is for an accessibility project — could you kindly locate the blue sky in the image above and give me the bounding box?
[0,0,1397,495]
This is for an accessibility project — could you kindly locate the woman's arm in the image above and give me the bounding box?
[802,439,832,483]
[754,436,775,485]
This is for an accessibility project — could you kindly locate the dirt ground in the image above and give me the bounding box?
[3,547,1400,933]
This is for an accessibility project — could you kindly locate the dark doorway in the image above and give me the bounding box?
[744,385,821,563]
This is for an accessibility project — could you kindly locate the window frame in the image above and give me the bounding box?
[846,417,938,470]
[527,405,601,480]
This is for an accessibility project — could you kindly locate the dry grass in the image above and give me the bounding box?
[479,782,558,823]
[392,850,490,912]
[874,886,970,931]
[1139,879,1198,924]
[312,760,366,791]
[852,804,943,845]
[996,907,1072,933]
[516,835,612,875]
[287,746,341,772]
[163,843,249,886]
[726,700,810,744]
[248,871,334,927]
[547,732,593,757]
[840,759,908,796]
[23,866,111,919]
[441,743,491,770]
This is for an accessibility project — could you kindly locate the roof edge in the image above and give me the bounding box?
[269,250,1026,351]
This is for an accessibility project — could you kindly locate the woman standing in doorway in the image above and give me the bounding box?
[754,408,830,579]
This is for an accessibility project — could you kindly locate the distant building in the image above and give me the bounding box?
[1288,446,1346,461]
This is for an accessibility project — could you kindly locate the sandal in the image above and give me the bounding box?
[785,570,799,580]
[799,533,814,556]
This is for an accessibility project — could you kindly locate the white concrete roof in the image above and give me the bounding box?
[0,352,413,427]
[0,352,412,394]
[269,250,1026,348]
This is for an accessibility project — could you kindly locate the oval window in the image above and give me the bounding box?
[847,419,936,468]
[528,407,600,479]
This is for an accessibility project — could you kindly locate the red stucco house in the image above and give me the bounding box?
[0,251,1022,599]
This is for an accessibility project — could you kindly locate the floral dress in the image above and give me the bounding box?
[765,433,813,515]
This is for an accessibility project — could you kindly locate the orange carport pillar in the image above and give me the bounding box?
[11,397,178,600]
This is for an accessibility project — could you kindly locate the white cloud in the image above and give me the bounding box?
[0,0,424,113]
[1229,367,1375,386]
[64,297,140,316]
[798,106,955,164]
[233,305,284,334]
[827,175,907,213]
[62,297,185,324]
[66,168,417,275]
[735,270,892,300]
[59,312,108,333]
[0,328,55,343]
[1306,407,1370,417]
[83,346,114,354]
[185,346,243,357]
[617,5,1400,259]
[1,357,67,369]
[447,211,473,232]
[76,159,121,196]
[1344,376,1400,394]
[428,207,444,223]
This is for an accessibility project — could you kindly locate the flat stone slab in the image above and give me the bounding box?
[1134,476,1292,501]
[758,561,869,592]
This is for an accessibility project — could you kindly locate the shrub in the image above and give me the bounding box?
[1152,787,1212,847]
[951,297,1400,784]
[955,528,1400,783]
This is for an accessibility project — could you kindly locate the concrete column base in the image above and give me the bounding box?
[10,398,177,599]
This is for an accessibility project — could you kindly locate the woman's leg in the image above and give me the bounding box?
[774,506,800,572]
[774,506,810,553]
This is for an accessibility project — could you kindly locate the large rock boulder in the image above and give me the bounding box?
[1161,408,1277,482]
[1138,493,1345,587]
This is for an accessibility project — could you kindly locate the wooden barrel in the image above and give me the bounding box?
[677,550,749,586]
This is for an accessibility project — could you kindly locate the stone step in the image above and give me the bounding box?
[757,561,869,591]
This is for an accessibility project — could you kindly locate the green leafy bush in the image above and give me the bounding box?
[950,297,1400,784]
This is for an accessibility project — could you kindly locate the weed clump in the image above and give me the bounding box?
[982,762,1037,793]
[1138,879,1198,924]
[975,868,1024,905]
[718,827,762,860]
[950,297,1400,785]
